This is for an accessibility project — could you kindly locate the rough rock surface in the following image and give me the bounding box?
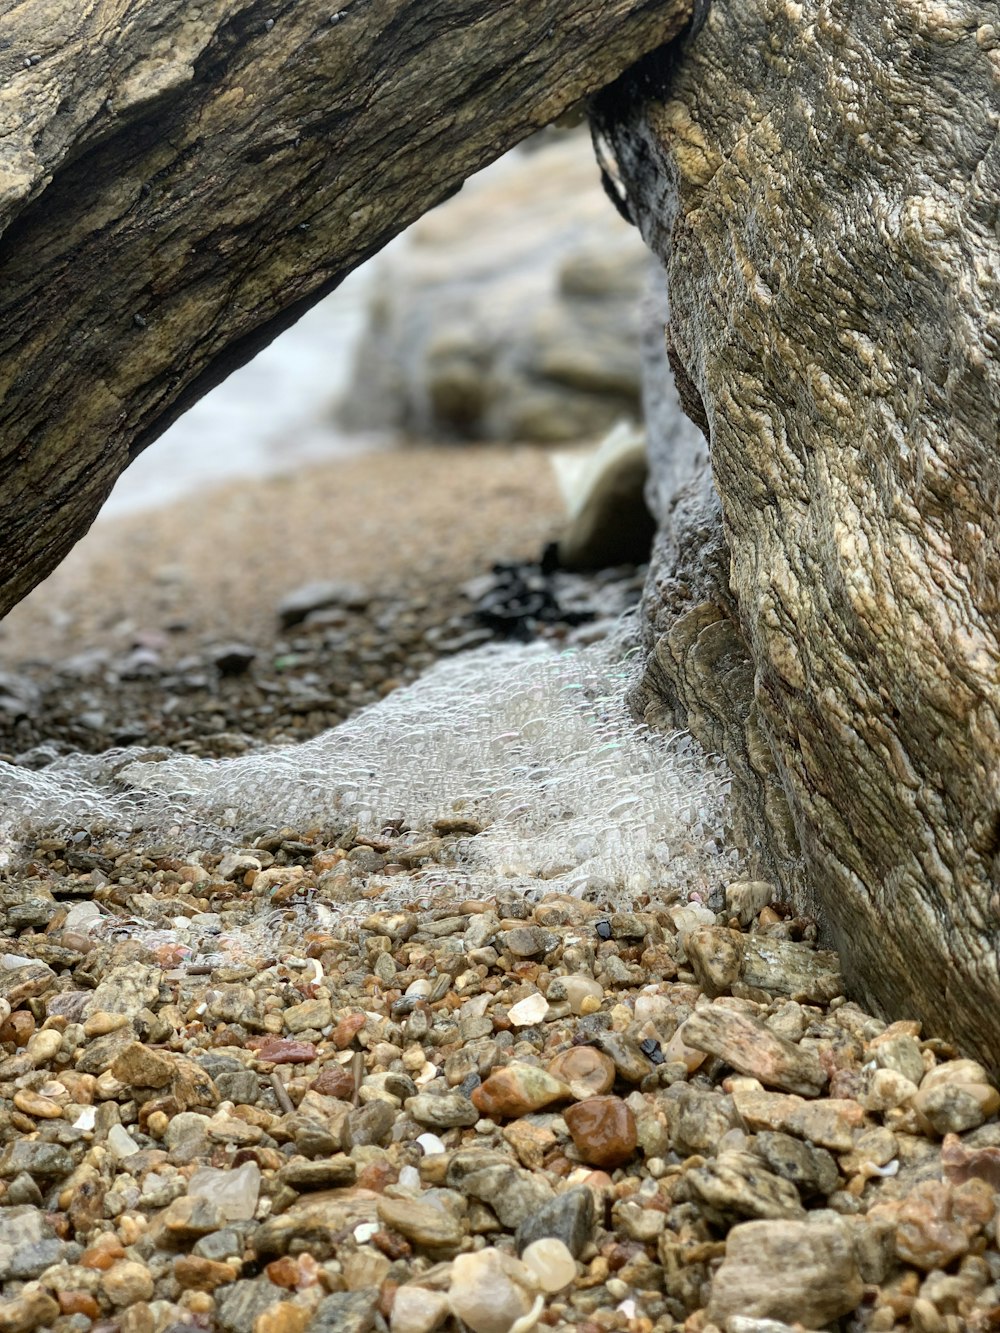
[339,135,651,444]
[607,1,1000,1064]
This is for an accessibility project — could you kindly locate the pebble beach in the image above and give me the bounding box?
[0,446,999,1333]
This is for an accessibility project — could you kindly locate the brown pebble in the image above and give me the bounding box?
[372,1229,412,1260]
[564,1096,638,1168]
[256,1038,317,1065]
[57,1291,101,1319]
[265,1256,303,1290]
[356,1160,398,1192]
[471,1061,570,1119]
[332,1012,367,1049]
[310,1065,356,1098]
[80,1238,126,1270]
[13,1089,63,1119]
[173,1255,238,1291]
[0,1009,35,1047]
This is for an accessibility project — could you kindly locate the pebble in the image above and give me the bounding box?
[515,1186,594,1257]
[683,1004,828,1096]
[563,1096,637,1168]
[447,1248,539,1333]
[507,993,550,1026]
[546,1046,615,1100]
[104,1259,156,1306]
[521,1236,576,1292]
[472,1062,570,1119]
[377,1197,464,1249]
[406,1091,480,1128]
[709,1218,864,1326]
[549,974,604,1014]
[390,1285,450,1333]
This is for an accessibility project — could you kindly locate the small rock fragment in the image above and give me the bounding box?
[546,1046,615,1100]
[563,1095,637,1168]
[684,1005,827,1096]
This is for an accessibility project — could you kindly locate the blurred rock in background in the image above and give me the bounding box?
[338,132,651,444]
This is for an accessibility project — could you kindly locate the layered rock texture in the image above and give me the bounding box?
[605,2,1000,1064]
[338,135,650,443]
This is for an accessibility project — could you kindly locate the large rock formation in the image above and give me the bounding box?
[604,2,1000,1064]
[338,134,650,443]
[0,0,692,619]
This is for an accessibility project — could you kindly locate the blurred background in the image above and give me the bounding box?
[0,129,657,764]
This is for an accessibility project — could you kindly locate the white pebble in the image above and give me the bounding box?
[521,1237,577,1292]
[507,993,549,1027]
[73,1107,97,1131]
[354,1221,380,1243]
[398,1165,422,1189]
[107,1124,140,1160]
[448,1249,537,1333]
[416,1132,446,1156]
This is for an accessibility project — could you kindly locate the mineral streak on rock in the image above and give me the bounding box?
[605,0,1000,1065]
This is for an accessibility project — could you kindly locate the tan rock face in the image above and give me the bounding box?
[608,0,1000,1064]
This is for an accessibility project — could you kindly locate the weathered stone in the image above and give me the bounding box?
[515,1187,595,1259]
[546,1047,616,1101]
[472,1062,570,1119]
[309,1290,380,1333]
[752,1131,840,1200]
[891,1178,996,1270]
[739,938,843,1006]
[216,1278,287,1333]
[406,1092,480,1129]
[731,1084,863,1153]
[377,1198,464,1250]
[707,1218,864,1326]
[447,1249,537,1333]
[252,1192,379,1258]
[685,926,743,997]
[684,1150,806,1223]
[0,1285,60,1333]
[663,1085,739,1157]
[0,1141,74,1180]
[683,1006,826,1097]
[389,1285,450,1333]
[606,0,1000,1069]
[276,1156,356,1190]
[446,1150,554,1229]
[0,1208,55,1282]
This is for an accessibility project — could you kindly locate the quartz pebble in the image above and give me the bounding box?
[521,1237,576,1292]
[507,993,550,1026]
[390,1285,450,1333]
[447,1248,539,1333]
